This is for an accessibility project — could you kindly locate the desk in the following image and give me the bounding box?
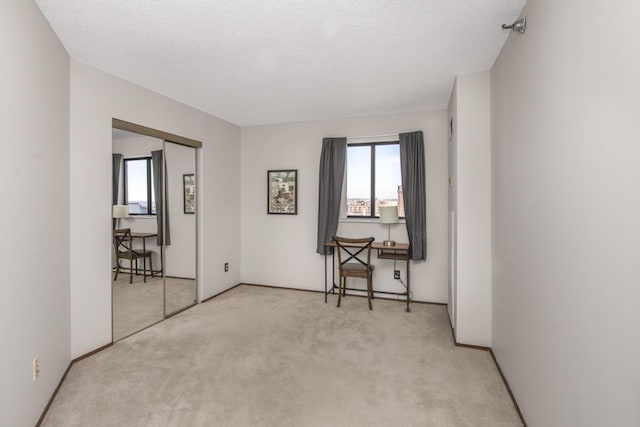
[130,232,162,278]
[324,241,411,312]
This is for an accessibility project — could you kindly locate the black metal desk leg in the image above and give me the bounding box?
[324,252,327,303]
[406,256,411,312]
[332,250,335,295]
[143,238,147,283]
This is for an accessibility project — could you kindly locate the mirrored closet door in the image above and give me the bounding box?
[112,125,198,341]
[163,141,197,316]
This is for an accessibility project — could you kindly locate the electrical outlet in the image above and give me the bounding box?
[224,262,229,272]
[394,270,401,280]
[33,356,40,381]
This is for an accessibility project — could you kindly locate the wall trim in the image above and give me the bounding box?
[445,309,526,426]
[36,343,113,426]
[35,364,71,427]
[240,282,446,305]
[72,343,113,364]
[241,282,325,295]
[489,349,527,426]
[201,283,244,303]
[454,342,490,351]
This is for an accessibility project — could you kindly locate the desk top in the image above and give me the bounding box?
[130,232,158,238]
[325,240,409,251]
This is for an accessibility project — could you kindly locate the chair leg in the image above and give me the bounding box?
[129,259,133,284]
[114,261,119,281]
[367,276,373,310]
[337,276,343,308]
[149,255,153,280]
[342,278,347,296]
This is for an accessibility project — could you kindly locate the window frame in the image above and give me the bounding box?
[123,156,156,216]
[345,141,402,219]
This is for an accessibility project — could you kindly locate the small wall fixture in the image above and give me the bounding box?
[502,17,526,34]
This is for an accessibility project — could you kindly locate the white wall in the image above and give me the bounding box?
[241,111,448,303]
[448,72,492,346]
[0,1,70,426]
[70,60,241,358]
[491,0,640,425]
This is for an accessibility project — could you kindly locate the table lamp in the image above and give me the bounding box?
[112,205,129,229]
[379,206,399,247]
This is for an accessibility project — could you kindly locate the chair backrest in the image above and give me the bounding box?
[332,235,375,270]
[113,228,132,257]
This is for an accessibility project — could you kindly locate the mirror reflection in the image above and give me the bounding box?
[111,129,197,341]
[164,141,197,316]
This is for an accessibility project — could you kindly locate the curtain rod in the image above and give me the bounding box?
[346,133,399,140]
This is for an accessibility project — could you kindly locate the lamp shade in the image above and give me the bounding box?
[112,205,129,219]
[379,206,399,224]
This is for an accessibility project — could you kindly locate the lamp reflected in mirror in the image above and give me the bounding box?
[112,204,129,229]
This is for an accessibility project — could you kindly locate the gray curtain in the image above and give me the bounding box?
[399,131,426,260]
[316,137,347,255]
[112,153,122,205]
[112,153,122,229]
[152,150,170,246]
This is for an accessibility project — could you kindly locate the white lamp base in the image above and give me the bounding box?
[383,240,396,247]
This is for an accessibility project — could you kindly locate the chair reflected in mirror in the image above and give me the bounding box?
[113,228,154,283]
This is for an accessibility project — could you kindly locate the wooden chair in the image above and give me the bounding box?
[332,235,376,310]
[113,228,153,283]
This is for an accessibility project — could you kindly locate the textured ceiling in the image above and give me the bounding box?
[37,0,525,126]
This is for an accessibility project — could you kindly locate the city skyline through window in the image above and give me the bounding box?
[346,142,403,217]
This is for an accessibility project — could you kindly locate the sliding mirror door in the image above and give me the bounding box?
[112,121,200,341]
[163,141,197,316]
[112,129,165,340]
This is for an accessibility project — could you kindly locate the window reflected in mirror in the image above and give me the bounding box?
[124,157,156,215]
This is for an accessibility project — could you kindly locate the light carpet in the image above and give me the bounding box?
[43,285,522,426]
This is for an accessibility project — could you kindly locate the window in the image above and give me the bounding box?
[346,142,403,218]
[124,157,156,215]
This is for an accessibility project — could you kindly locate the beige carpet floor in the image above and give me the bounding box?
[44,285,522,426]
[113,275,196,341]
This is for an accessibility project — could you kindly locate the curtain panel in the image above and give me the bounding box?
[399,131,426,260]
[151,150,171,246]
[316,137,347,255]
[112,153,122,205]
[112,153,123,229]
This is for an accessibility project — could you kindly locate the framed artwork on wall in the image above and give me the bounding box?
[267,169,297,215]
[183,174,195,214]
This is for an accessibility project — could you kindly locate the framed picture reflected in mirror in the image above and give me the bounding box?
[183,174,195,214]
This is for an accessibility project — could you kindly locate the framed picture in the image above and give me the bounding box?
[183,174,195,214]
[267,169,297,214]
